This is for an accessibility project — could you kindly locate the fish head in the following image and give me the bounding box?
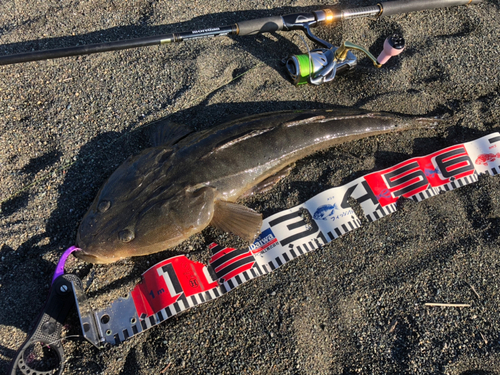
[76,148,218,263]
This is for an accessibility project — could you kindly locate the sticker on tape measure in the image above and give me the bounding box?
[92,132,500,345]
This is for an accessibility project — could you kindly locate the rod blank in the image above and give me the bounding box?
[0,35,173,65]
[380,0,482,17]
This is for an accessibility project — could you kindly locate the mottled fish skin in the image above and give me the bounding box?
[76,109,434,263]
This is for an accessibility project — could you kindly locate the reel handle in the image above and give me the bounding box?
[335,41,382,68]
[377,34,405,65]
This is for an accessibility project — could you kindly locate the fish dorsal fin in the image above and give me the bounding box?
[211,201,263,242]
[219,112,250,125]
[150,120,193,147]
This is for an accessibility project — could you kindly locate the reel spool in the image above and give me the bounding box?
[286,47,357,85]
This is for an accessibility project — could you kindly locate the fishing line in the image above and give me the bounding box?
[287,33,314,81]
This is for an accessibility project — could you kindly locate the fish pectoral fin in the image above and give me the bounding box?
[211,201,263,242]
[240,164,295,198]
[150,120,193,147]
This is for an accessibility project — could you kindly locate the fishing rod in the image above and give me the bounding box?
[0,0,482,85]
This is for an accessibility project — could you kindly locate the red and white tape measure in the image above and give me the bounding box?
[87,132,500,345]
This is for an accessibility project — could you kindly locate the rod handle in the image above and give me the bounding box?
[237,16,284,36]
[380,0,482,17]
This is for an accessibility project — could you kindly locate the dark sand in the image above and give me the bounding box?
[1,0,500,374]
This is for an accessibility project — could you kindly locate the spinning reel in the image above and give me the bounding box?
[283,10,404,85]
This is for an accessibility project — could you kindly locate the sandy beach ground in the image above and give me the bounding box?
[1,0,500,374]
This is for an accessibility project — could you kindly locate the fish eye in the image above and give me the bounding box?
[118,229,135,243]
[98,200,111,213]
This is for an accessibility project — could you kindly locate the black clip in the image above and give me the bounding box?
[9,273,83,375]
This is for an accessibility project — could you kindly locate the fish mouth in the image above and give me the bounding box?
[74,250,119,264]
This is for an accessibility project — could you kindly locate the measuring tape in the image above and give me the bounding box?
[81,132,500,346]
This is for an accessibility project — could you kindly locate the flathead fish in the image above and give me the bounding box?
[76,109,434,263]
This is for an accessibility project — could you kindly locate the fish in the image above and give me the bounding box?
[313,204,338,220]
[76,108,436,263]
[475,152,500,166]
[424,167,440,178]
